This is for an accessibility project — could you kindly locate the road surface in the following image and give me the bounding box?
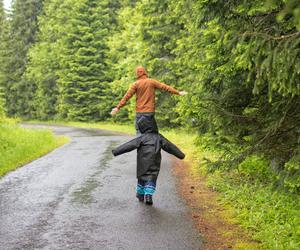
[0,124,202,250]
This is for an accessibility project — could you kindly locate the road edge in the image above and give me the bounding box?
[171,158,261,250]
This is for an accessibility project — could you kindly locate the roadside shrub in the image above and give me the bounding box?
[281,156,300,194]
[237,156,275,184]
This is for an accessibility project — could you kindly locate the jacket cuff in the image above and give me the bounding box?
[171,88,180,95]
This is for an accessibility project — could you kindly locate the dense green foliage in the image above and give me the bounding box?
[171,0,300,193]
[0,87,5,121]
[56,0,111,121]
[0,0,3,30]
[0,1,5,121]
[0,0,44,118]
[25,0,120,121]
[0,0,299,248]
[24,0,67,120]
[107,0,300,196]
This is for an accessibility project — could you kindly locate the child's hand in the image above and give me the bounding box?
[179,91,188,96]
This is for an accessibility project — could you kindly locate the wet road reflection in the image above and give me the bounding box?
[0,124,202,250]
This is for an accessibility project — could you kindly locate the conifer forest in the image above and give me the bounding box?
[0,0,299,249]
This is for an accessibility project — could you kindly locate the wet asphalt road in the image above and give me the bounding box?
[0,124,202,250]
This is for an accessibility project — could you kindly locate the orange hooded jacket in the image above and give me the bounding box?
[116,66,180,113]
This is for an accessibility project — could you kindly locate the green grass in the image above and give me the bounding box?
[206,171,300,250]
[25,120,299,249]
[0,121,68,176]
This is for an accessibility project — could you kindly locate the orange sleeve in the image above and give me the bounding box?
[116,83,137,109]
[151,79,180,95]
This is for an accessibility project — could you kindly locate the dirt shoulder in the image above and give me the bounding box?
[172,158,260,250]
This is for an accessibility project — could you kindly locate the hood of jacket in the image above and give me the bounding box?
[137,115,158,134]
[135,66,148,80]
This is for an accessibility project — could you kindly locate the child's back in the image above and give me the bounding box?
[112,115,185,205]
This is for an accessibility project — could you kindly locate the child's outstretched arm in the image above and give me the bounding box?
[160,135,185,159]
[112,137,141,156]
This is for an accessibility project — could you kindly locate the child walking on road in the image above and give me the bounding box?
[112,115,185,205]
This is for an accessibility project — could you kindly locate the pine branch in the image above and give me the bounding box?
[242,31,300,41]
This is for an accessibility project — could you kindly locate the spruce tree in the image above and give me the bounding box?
[0,0,5,120]
[171,0,300,176]
[0,0,3,26]
[25,0,71,120]
[1,0,44,118]
[0,0,6,88]
[0,0,5,77]
[57,0,113,121]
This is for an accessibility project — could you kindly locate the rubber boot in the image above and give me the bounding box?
[145,194,153,205]
[136,193,144,202]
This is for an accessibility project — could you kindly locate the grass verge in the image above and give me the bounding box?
[0,121,69,176]
[206,170,300,250]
